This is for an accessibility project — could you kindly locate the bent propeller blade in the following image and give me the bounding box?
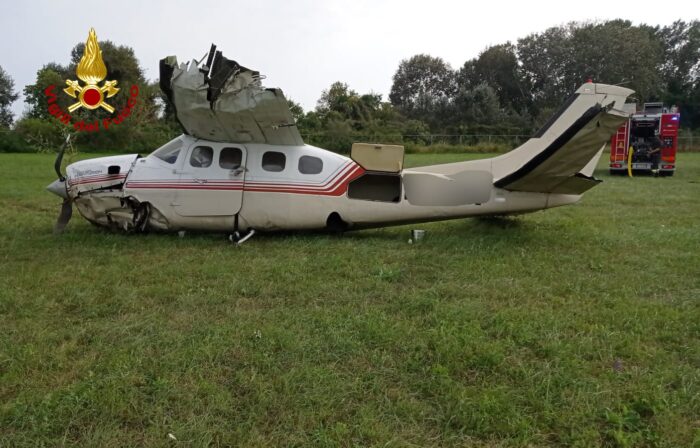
[54,198,73,235]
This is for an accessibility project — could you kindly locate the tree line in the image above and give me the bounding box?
[1,19,698,153]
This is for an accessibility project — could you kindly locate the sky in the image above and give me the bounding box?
[1,0,698,120]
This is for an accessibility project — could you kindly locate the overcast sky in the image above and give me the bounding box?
[1,0,698,119]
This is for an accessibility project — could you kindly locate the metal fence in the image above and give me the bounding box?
[301,134,531,152]
[678,137,697,151]
[301,133,700,152]
[2,128,698,153]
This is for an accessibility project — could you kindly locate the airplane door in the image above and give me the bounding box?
[174,143,246,217]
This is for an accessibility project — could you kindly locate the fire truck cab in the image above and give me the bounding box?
[609,102,680,176]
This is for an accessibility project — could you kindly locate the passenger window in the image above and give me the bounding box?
[298,155,323,175]
[220,147,242,169]
[152,138,182,164]
[190,146,213,168]
[262,151,286,172]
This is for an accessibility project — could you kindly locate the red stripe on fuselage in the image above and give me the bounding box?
[124,163,365,196]
[242,166,365,195]
[68,174,126,186]
[243,161,354,189]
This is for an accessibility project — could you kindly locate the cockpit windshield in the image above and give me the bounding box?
[151,137,183,164]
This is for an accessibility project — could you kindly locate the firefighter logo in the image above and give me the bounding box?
[63,28,119,113]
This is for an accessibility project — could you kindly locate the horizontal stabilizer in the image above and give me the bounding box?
[547,172,602,195]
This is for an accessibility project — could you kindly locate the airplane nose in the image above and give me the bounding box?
[46,179,68,199]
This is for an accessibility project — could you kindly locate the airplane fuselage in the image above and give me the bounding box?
[49,82,634,235]
[58,135,579,234]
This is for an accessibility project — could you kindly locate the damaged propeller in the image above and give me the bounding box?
[46,135,73,234]
[53,197,73,234]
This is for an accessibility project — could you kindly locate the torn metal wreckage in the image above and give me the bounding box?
[47,44,634,238]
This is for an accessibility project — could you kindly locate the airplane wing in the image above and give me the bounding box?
[160,45,303,146]
[492,83,632,194]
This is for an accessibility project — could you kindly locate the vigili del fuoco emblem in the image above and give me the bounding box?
[63,28,119,113]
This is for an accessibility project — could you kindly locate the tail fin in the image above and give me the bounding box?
[493,83,633,194]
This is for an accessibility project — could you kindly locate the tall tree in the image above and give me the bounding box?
[68,40,149,119]
[658,20,700,127]
[286,99,304,123]
[516,26,572,112]
[23,63,69,119]
[389,54,456,127]
[20,38,169,152]
[518,21,663,113]
[70,41,145,84]
[316,81,359,120]
[316,81,383,126]
[0,66,19,127]
[24,41,152,122]
[452,83,503,129]
[658,21,699,89]
[567,20,662,100]
[458,43,530,112]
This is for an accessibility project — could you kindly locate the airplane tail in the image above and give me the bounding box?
[491,83,633,194]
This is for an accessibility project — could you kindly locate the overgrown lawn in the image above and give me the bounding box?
[1,152,698,447]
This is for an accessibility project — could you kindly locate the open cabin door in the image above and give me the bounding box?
[347,143,404,202]
[174,142,246,217]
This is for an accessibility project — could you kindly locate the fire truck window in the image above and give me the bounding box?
[220,147,242,169]
[298,156,323,175]
[190,146,213,168]
[262,151,286,172]
[152,138,183,164]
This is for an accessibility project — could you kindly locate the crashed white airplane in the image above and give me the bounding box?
[47,45,633,239]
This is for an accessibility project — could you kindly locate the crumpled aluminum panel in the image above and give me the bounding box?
[161,48,303,146]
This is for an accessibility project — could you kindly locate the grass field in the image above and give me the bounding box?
[1,152,699,447]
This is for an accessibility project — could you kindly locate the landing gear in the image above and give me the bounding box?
[229,229,256,246]
[326,212,348,234]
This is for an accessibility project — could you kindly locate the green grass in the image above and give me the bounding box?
[1,152,699,447]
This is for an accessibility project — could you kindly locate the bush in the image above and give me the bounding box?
[404,142,512,154]
[9,116,181,155]
[13,118,64,152]
[0,128,31,153]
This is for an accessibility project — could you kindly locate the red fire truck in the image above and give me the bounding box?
[609,102,680,176]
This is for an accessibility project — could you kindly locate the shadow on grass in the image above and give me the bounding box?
[39,213,567,257]
[473,216,524,229]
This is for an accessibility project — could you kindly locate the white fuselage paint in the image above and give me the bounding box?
[63,135,577,233]
[58,83,635,233]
